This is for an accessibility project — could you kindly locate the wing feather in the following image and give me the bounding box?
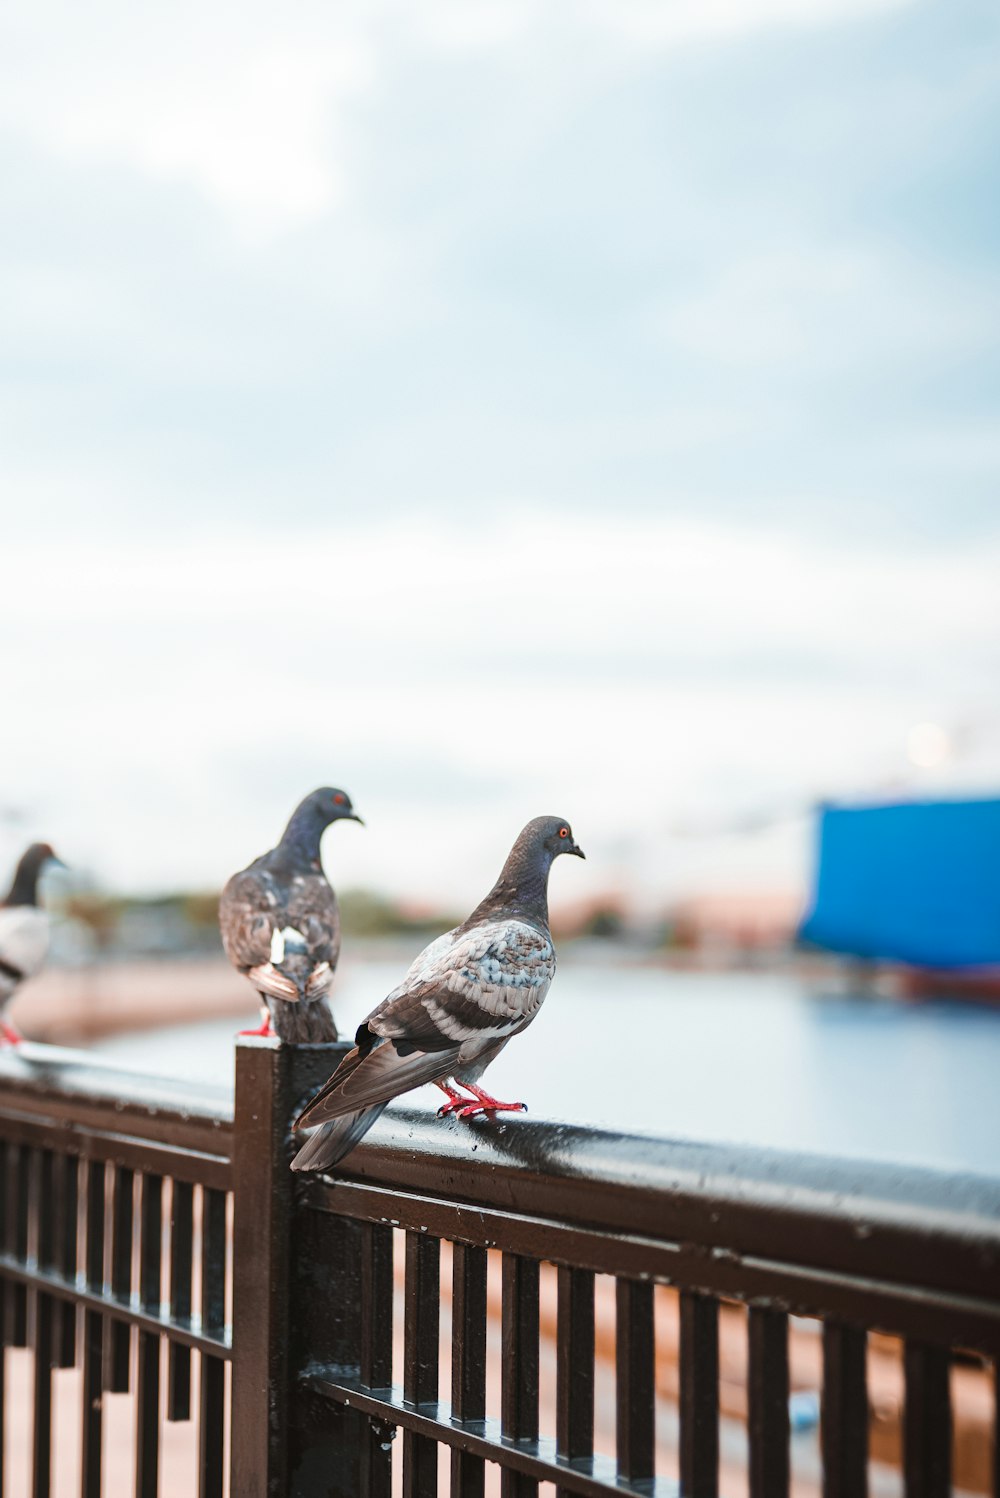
[364,919,554,1052]
[295,1040,460,1128]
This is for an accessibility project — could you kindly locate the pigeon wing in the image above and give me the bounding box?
[365,919,556,1053]
[282,873,341,997]
[218,870,278,972]
[0,906,49,991]
[295,1039,462,1127]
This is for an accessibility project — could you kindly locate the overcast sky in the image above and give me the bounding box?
[1,0,998,908]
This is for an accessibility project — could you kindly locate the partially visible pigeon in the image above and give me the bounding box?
[219,788,363,1043]
[291,815,585,1172]
[0,842,63,1045]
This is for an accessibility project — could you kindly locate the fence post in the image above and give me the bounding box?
[231,1036,358,1498]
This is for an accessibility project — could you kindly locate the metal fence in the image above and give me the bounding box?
[0,1037,998,1497]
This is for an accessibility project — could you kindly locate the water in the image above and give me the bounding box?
[91,960,1000,1177]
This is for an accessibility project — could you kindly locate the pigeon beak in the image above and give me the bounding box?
[349,814,365,826]
[46,855,68,871]
[569,843,586,860]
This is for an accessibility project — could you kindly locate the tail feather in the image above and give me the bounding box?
[266,995,338,1043]
[290,1104,388,1172]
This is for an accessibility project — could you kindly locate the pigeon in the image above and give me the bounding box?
[0,842,63,1045]
[218,788,363,1043]
[291,815,585,1172]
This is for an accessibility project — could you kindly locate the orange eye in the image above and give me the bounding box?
[334,793,346,805]
[559,827,568,838]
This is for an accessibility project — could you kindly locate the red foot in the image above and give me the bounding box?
[0,1023,23,1047]
[455,1099,527,1119]
[435,1082,469,1118]
[238,1016,276,1038]
[440,1084,526,1120]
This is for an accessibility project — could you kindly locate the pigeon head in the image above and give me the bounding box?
[279,787,364,863]
[524,815,586,863]
[300,787,364,828]
[4,842,65,907]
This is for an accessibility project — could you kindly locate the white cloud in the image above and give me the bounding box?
[0,3,373,234]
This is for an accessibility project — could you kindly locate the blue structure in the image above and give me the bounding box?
[800,797,1000,968]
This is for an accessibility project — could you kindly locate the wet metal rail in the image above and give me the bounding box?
[0,1037,998,1496]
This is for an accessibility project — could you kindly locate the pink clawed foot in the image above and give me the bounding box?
[435,1082,468,1118]
[238,1015,276,1038]
[454,1084,527,1119]
[0,1023,23,1047]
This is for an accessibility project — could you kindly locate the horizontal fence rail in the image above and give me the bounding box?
[0,1035,998,1496]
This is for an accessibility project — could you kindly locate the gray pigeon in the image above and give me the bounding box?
[291,815,585,1171]
[219,788,363,1043]
[0,843,63,1045]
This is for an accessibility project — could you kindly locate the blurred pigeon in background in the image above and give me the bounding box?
[219,788,363,1043]
[0,842,63,1044]
[291,815,585,1171]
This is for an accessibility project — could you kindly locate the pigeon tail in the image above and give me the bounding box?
[265,996,338,1044]
[290,1104,388,1172]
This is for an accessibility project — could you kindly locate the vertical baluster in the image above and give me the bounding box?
[106,1165,133,1391]
[403,1231,439,1498]
[135,1172,163,1498]
[81,1160,105,1498]
[993,1362,999,1498]
[199,1186,227,1498]
[903,1342,951,1498]
[679,1290,719,1498]
[501,1253,540,1498]
[992,1362,998,1498]
[0,1280,5,1496]
[167,1179,193,1421]
[55,1153,79,1367]
[748,1307,789,1498]
[821,1322,867,1498]
[451,1242,487,1498]
[616,1277,654,1488]
[556,1266,594,1498]
[32,1149,55,1498]
[360,1222,394,1498]
[6,1143,29,1345]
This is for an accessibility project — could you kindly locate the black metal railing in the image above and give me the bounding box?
[0,1044,232,1498]
[232,1041,1000,1498]
[0,1036,998,1497]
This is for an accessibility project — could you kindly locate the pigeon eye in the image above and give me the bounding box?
[334,793,346,805]
[559,827,568,838]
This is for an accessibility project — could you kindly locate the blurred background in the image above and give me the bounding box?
[2,0,999,1167]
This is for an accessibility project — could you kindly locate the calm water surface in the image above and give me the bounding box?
[91,961,1000,1176]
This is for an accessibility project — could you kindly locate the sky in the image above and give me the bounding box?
[1,0,998,910]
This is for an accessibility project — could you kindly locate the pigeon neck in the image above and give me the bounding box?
[5,857,43,908]
[472,845,553,930]
[278,810,325,868]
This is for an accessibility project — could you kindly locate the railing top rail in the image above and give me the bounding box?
[1,1036,997,1304]
[0,1043,233,1171]
[323,1100,1000,1304]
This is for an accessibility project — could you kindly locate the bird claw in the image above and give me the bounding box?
[436,1099,467,1117]
[0,1024,23,1047]
[455,1100,527,1119]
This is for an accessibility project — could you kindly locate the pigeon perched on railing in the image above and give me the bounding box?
[219,788,363,1043]
[291,815,585,1172]
[0,843,63,1045]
